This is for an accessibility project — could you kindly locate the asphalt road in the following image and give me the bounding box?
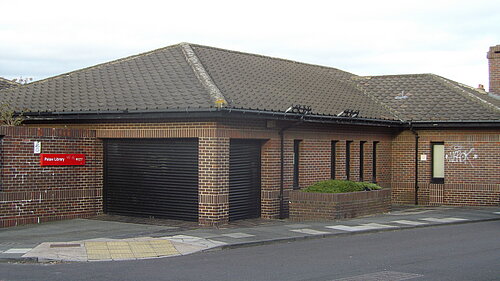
[1,220,499,281]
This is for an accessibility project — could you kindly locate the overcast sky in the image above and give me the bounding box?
[1,0,498,90]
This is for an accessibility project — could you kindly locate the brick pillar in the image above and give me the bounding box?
[487,45,500,94]
[198,137,229,226]
[261,139,281,219]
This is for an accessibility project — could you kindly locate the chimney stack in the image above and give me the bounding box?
[487,45,500,94]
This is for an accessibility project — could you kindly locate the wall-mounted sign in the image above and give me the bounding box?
[40,154,86,166]
[34,141,42,154]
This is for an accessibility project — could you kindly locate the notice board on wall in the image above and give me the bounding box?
[40,154,86,166]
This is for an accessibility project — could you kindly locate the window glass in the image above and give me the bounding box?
[432,143,445,182]
[372,141,378,183]
[331,141,338,179]
[346,141,352,180]
[293,140,301,189]
[433,145,444,178]
[360,141,366,181]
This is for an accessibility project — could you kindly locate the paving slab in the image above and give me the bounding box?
[1,206,499,263]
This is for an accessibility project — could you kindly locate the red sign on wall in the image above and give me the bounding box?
[40,154,86,166]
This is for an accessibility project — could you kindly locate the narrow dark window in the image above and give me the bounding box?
[372,141,379,183]
[359,141,366,182]
[346,141,352,180]
[431,142,445,184]
[293,140,302,189]
[331,140,338,179]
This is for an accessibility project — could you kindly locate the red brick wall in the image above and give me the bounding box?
[0,127,102,227]
[285,126,393,189]
[392,129,500,206]
[30,121,394,224]
[289,189,391,221]
[488,45,500,94]
[23,121,499,226]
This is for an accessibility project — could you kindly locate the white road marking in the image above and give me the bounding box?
[164,235,227,248]
[3,248,32,254]
[420,217,468,223]
[493,212,500,215]
[290,228,330,235]
[363,223,399,229]
[326,223,397,232]
[392,220,428,226]
[285,224,311,228]
[221,232,255,238]
[332,270,423,281]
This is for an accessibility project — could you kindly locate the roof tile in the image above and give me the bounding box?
[356,74,500,121]
[1,43,498,123]
[0,45,212,113]
[191,45,394,119]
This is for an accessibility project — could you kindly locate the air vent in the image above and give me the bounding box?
[395,90,409,100]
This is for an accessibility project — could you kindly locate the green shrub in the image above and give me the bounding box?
[302,180,383,193]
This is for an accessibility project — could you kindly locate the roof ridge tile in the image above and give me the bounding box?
[0,77,19,85]
[180,43,228,107]
[361,73,434,79]
[428,74,500,113]
[353,78,406,121]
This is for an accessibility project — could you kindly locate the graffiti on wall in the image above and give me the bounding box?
[445,146,478,167]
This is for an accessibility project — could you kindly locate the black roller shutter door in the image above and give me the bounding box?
[104,139,198,221]
[229,139,261,221]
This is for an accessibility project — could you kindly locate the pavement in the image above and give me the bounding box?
[1,206,499,263]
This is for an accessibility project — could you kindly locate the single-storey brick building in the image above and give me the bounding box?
[0,43,499,227]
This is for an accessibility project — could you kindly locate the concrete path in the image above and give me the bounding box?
[1,206,499,263]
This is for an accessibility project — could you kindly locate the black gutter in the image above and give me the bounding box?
[411,120,500,128]
[19,107,500,128]
[22,107,406,127]
[220,108,403,127]
[22,109,221,123]
[24,107,500,129]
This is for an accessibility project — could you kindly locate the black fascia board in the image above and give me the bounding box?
[22,107,498,128]
[411,120,500,128]
[22,109,220,123]
[219,108,404,127]
[22,107,404,127]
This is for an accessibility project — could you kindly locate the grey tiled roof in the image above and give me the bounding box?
[440,77,500,108]
[191,45,395,119]
[0,77,18,90]
[0,45,211,113]
[356,74,500,121]
[0,43,498,123]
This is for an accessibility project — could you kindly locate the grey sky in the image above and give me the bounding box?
[0,0,498,90]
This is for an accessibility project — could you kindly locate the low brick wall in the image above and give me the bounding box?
[289,189,391,221]
[0,126,103,228]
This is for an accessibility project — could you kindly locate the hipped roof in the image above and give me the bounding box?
[0,43,498,123]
